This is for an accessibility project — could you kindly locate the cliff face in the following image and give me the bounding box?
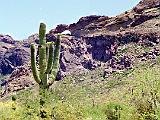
[0,35,30,75]
[0,0,160,96]
[134,0,160,11]
[68,0,160,37]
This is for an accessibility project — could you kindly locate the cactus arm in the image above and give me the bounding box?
[48,34,61,86]
[30,44,41,84]
[46,42,53,74]
[52,34,61,71]
[39,23,46,45]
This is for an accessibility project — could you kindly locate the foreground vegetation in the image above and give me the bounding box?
[1,28,160,119]
[0,56,160,119]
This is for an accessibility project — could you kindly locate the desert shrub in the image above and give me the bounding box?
[0,101,39,120]
[0,99,83,120]
[51,101,83,120]
[134,98,158,120]
[105,103,122,120]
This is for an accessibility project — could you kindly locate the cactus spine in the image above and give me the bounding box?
[30,23,61,88]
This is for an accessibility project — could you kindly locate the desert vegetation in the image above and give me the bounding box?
[0,0,160,119]
[0,56,160,119]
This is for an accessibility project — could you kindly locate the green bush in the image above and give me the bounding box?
[51,101,83,120]
[105,103,122,120]
[135,98,158,120]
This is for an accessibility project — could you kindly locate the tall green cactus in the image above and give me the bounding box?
[30,23,61,118]
[30,23,61,88]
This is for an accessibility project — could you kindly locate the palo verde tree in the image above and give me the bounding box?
[30,23,61,118]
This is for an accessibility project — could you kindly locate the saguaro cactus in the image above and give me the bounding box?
[30,23,61,89]
[30,23,61,118]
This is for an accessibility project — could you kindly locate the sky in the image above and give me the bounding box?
[0,0,141,40]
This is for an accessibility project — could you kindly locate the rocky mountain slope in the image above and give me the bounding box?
[0,0,159,97]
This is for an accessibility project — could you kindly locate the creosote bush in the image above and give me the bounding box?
[105,103,122,120]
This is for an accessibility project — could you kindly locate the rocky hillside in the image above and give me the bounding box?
[0,0,160,97]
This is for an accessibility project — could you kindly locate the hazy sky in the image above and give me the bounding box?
[0,0,140,40]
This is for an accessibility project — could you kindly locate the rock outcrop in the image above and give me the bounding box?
[0,46,30,75]
[0,35,15,44]
[133,0,160,13]
[0,0,160,96]
[69,15,107,37]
